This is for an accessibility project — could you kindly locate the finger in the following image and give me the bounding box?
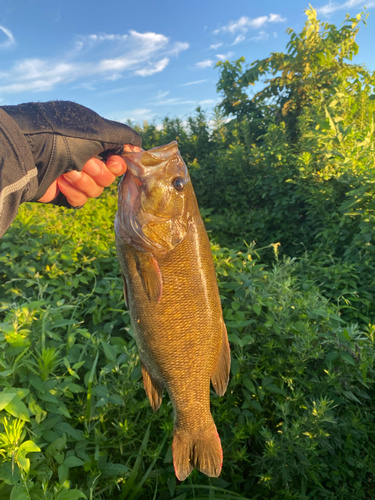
[106,155,127,177]
[57,176,88,207]
[123,144,141,153]
[38,180,60,203]
[63,170,104,198]
[82,158,116,187]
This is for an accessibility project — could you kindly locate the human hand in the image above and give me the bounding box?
[0,101,142,208]
[38,145,141,206]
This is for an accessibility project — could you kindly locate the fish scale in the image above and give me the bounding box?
[115,141,230,480]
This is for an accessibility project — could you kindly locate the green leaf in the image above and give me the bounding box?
[249,400,263,411]
[57,489,87,500]
[324,351,339,364]
[266,384,284,395]
[262,376,274,387]
[16,454,30,473]
[46,434,67,458]
[0,392,16,410]
[340,351,356,365]
[101,341,117,363]
[4,397,30,421]
[10,485,28,500]
[58,464,69,483]
[253,304,262,315]
[0,462,20,485]
[3,388,30,400]
[102,463,129,476]
[64,456,85,468]
[343,390,361,403]
[19,440,40,453]
[109,394,123,405]
[67,383,85,394]
[242,376,255,393]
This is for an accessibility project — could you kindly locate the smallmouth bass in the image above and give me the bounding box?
[115,141,230,480]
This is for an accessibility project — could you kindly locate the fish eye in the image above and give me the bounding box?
[172,177,186,191]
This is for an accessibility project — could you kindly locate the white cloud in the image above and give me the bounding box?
[167,41,189,56]
[153,90,170,99]
[215,13,286,34]
[154,97,195,106]
[135,57,169,76]
[98,84,154,95]
[233,34,246,45]
[179,79,208,87]
[196,59,214,68]
[153,97,217,107]
[0,30,188,95]
[216,52,234,61]
[269,14,286,23]
[97,57,132,72]
[104,73,123,81]
[249,31,269,42]
[88,33,128,42]
[128,30,169,51]
[114,108,157,123]
[198,99,216,105]
[0,26,15,49]
[317,0,375,15]
[70,82,96,91]
[210,43,223,49]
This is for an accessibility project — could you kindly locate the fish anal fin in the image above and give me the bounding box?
[137,253,163,303]
[211,320,231,397]
[121,272,128,307]
[141,362,163,412]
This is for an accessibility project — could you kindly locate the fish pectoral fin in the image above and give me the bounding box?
[211,320,231,397]
[137,253,163,303]
[141,362,163,412]
[121,272,129,308]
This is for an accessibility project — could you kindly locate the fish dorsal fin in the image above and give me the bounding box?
[211,320,231,397]
[121,272,128,307]
[136,253,163,303]
[141,361,163,412]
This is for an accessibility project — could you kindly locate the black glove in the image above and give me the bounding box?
[0,101,142,206]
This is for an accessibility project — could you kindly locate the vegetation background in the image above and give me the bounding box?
[0,7,374,500]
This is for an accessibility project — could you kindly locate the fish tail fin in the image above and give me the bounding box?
[172,423,222,481]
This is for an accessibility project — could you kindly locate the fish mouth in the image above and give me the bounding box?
[115,172,175,255]
[122,142,179,179]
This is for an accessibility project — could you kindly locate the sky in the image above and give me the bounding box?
[0,0,374,126]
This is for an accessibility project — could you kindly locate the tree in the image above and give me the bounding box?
[216,6,372,141]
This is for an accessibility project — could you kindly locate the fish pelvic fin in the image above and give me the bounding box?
[173,423,222,481]
[136,252,163,303]
[211,320,231,397]
[141,361,163,412]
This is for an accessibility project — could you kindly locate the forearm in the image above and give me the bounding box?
[0,109,38,238]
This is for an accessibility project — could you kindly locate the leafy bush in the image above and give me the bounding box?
[1,6,375,499]
[135,7,375,323]
[0,196,374,499]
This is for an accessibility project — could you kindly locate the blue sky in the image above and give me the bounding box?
[0,0,374,126]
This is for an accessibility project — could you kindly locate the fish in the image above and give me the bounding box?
[114,141,230,481]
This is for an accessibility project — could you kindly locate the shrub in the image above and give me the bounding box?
[0,197,374,499]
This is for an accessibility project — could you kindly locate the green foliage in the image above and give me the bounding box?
[135,6,375,323]
[1,5,375,499]
[0,196,374,499]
